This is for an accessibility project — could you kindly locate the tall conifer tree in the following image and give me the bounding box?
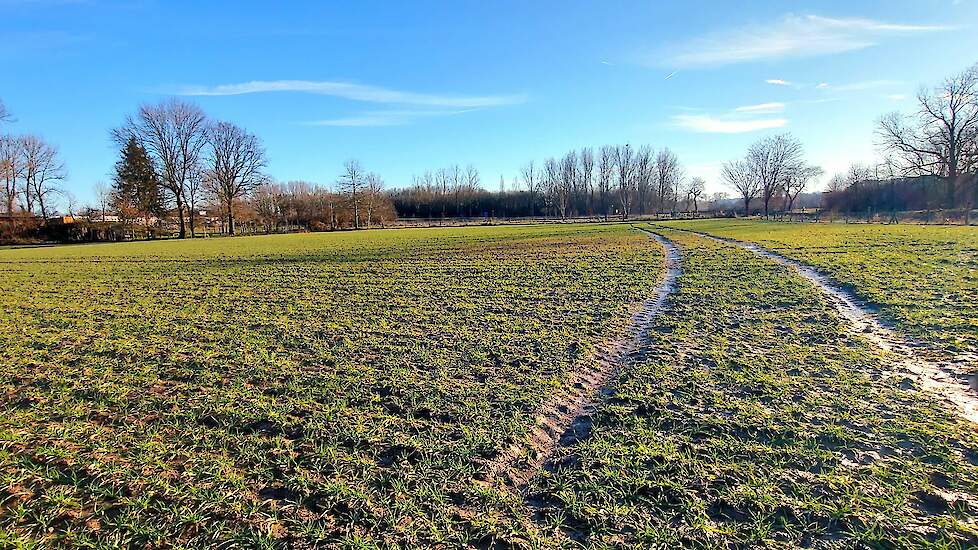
[113,136,163,225]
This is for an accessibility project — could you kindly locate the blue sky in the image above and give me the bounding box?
[3,0,977,205]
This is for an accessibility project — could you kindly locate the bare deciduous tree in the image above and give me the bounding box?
[598,145,614,220]
[559,151,577,218]
[746,133,804,218]
[846,163,872,187]
[449,164,470,215]
[579,148,595,216]
[654,148,682,214]
[877,63,978,208]
[435,168,449,220]
[634,146,653,214]
[686,177,706,212]
[338,159,365,228]
[1,135,23,214]
[94,181,111,221]
[251,184,281,230]
[413,171,434,219]
[465,164,480,189]
[783,164,823,212]
[614,144,635,219]
[520,161,537,217]
[826,173,847,193]
[21,135,66,219]
[364,172,385,228]
[205,121,267,235]
[112,99,208,238]
[543,157,560,217]
[723,159,760,215]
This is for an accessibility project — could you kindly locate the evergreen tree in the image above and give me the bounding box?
[113,136,163,225]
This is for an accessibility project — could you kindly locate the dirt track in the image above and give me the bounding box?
[486,228,681,488]
[668,226,978,425]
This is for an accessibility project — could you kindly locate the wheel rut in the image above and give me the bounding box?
[484,227,681,489]
[671,226,978,425]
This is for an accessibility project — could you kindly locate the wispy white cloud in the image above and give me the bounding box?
[805,15,951,33]
[674,100,789,133]
[734,102,785,114]
[304,109,473,127]
[174,80,527,108]
[660,14,952,67]
[885,93,907,101]
[816,82,830,89]
[673,114,787,134]
[766,79,792,86]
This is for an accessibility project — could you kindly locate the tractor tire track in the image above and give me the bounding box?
[669,226,978,425]
[484,228,681,489]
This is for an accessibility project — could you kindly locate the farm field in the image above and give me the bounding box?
[531,228,978,547]
[656,219,978,366]
[3,221,978,548]
[0,224,664,547]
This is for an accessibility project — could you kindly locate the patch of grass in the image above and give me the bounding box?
[530,228,978,548]
[7,221,976,548]
[658,219,978,362]
[0,224,663,547]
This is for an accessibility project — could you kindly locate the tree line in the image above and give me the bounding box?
[108,99,394,238]
[244,163,394,233]
[3,96,398,242]
[393,146,710,220]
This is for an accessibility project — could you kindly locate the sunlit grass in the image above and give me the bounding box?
[530,228,978,547]
[0,223,663,547]
[658,219,978,361]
